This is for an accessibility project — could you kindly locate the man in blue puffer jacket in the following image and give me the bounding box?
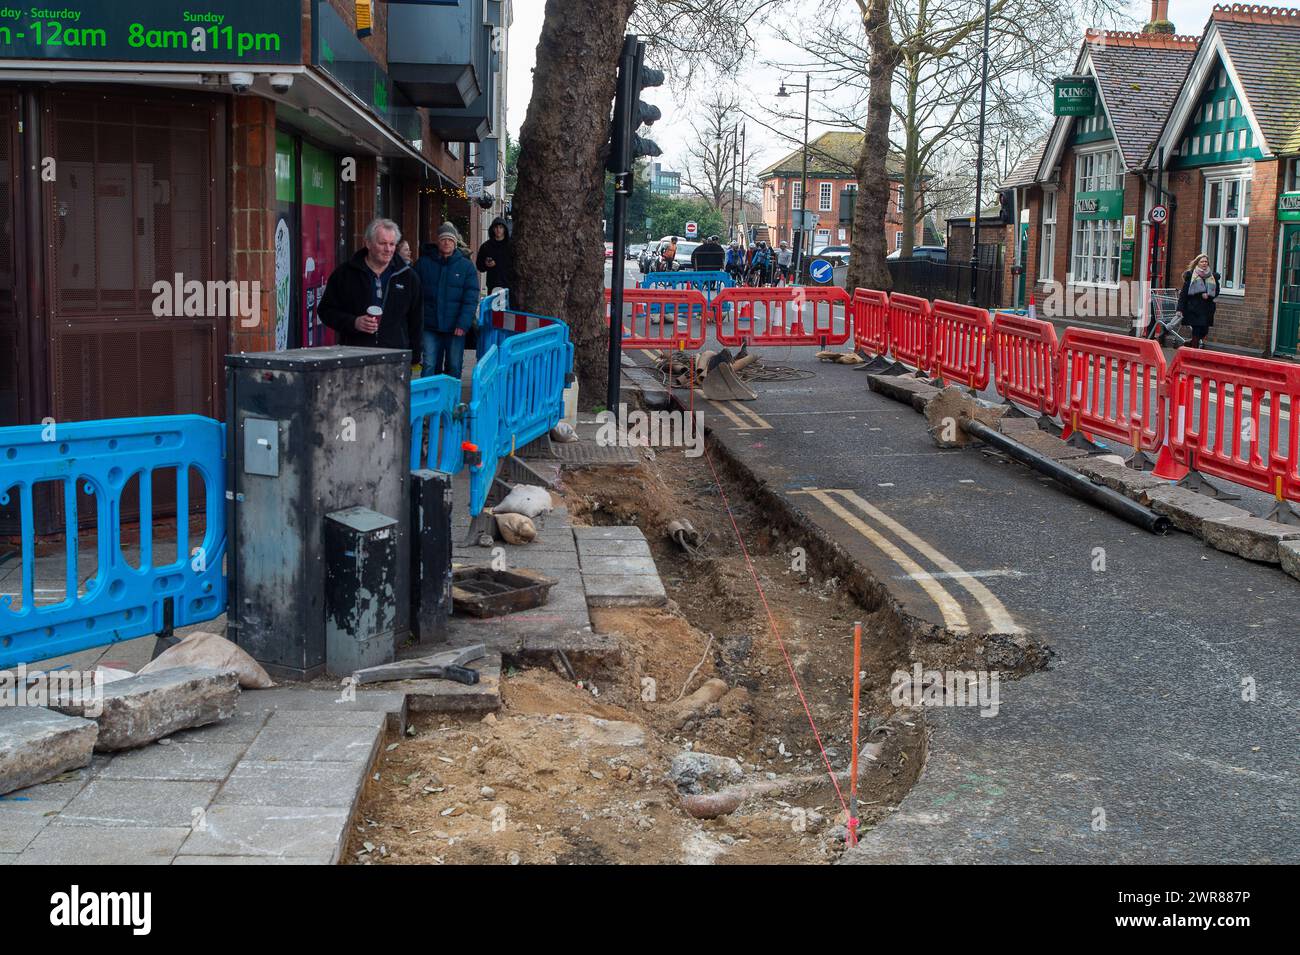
[414,221,480,379]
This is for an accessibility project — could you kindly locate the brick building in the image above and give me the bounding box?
[0,0,512,434]
[1000,3,1300,357]
[757,132,933,254]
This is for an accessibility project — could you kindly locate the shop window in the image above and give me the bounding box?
[1203,172,1250,292]
[1039,190,1056,281]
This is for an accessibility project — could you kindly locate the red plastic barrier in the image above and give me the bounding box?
[931,300,992,390]
[852,288,890,357]
[713,287,851,347]
[604,288,708,350]
[990,312,1060,416]
[1058,328,1166,451]
[886,293,933,375]
[1159,347,1300,500]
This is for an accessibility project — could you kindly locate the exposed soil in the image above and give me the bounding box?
[348,442,930,865]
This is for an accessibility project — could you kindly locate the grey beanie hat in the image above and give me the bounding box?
[437,222,461,241]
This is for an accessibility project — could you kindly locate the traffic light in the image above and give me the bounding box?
[607,38,663,178]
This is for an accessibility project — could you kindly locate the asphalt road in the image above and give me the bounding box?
[621,331,1299,863]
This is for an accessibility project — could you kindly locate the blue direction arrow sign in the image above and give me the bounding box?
[809,258,834,284]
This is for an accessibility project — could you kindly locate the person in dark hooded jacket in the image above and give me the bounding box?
[414,222,479,380]
[476,217,515,296]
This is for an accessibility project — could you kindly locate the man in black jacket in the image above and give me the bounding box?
[475,216,514,297]
[319,217,422,362]
[691,235,726,272]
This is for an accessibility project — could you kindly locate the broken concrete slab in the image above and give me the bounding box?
[1142,485,1250,537]
[1280,540,1300,581]
[1070,457,1170,500]
[925,386,1008,448]
[49,666,240,752]
[997,415,1043,435]
[583,573,668,608]
[1201,515,1300,564]
[0,706,97,797]
[866,373,941,412]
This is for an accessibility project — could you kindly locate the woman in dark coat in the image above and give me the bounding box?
[1177,252,1219,349]
[475,217,515,298]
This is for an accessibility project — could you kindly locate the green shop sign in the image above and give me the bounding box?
[1075,190,1124,220]
[0,1,300,64]
[1279,192,1300,223]
[1054,77,1096,117]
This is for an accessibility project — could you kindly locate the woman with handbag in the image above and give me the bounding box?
[1176,253,1219,350]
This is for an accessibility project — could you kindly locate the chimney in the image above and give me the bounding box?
[1146,0,1175,32]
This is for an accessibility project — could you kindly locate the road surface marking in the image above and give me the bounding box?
[708,401,756,431]
[714,401,772,431]
[792,488,968,633]
[831,489,1020,635]
[959,479,976,484]
[896,569,1028,581]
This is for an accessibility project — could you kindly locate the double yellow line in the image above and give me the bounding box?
[792,488,1020,636]
[709,400,772,431]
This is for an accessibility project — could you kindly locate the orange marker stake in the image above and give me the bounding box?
[849,620,862,848]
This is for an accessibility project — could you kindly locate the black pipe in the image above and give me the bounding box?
[961,419,1169,535]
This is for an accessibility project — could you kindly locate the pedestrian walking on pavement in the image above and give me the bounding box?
[415,222,479,380]
[1177,252,1219,349]
[692,235,725,271]
[475,216,515,300]
[318,217,422,363]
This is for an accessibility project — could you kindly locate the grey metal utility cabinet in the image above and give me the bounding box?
[225,347,411,681]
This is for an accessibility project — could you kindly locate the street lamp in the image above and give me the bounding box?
[969,0,993,306]
[777,75,811,280]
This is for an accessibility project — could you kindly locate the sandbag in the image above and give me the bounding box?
[550,421,579,443]
[494,484,553,520]
[138,631,274,689]
[495,512,537,545]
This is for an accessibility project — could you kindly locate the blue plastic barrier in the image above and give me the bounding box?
[476,290,510,356]
[0,415,227,668]
[639,270,733,300]
[410,374,466,474]
[467,322,573,516]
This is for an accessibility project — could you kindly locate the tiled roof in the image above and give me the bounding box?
[1086,32,1197,168]
[1213,6,1300,153]
[999,138,1048,188]
[758,131,907,179]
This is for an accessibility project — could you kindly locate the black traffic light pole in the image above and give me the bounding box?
[606,36,638,413]
[606,37,661,412]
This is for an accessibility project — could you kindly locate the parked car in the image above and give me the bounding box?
[626,243,645,261]
[887,245,948,262]
[647,238,701,273]
[814,245,851,258]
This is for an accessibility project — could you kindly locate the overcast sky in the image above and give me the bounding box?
[506,0,1263,182]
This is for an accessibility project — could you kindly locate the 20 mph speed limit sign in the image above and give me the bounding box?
[1149,204,1168,225]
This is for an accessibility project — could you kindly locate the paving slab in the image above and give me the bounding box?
[0,705,97,796]
[239,687,407,735]
[0,755,106,809]
[582,573,668,608]
[176,804,351,863]
[52,779,220,828]
[17,826,191,865]
[1142,484,1251,537]
[384,653,502,714]
[172,854,328,865]
[243,724,382,765]
[214,760,368,810]
[168,707,270,744]
[0,799,65,853]
[573,525,647,541]
[1202,514,1300,563]
[579,554,659,576]
[454,549,582,571]
[95,741,246,782]
[576,538,653,559]
[263,709,389,731]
